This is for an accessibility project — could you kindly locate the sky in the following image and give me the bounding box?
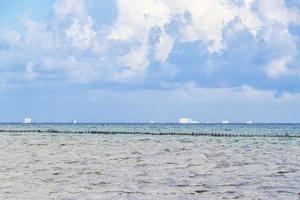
[0,0,300,123]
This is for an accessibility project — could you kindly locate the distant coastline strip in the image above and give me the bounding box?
[0,129,299,138]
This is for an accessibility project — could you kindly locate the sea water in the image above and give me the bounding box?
[0,123,299,199]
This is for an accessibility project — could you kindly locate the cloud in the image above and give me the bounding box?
[42,56,102,83]
[116,44,149,80]
[257,0,300,26]
[109,0,261,58]
[3,30,21,45]
[266,57,292,79]
[173,82,276,102]
[25,62,38,80]
[65,17,96,50]
[0,0,299,91]
[53,0,87,19]
[154,31,174,62]
[173,0,260,52]
[1,0,300,122]
[108,0,171,41]
[107,0,298,80]
[85,84,300,122]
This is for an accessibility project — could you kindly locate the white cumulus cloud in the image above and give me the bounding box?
[65,17,96,50]
[0,0,299,85]
[266,57,292,79]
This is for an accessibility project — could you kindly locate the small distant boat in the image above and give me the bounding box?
[222,120,229,124]
[246,121,253,124]
[23,117,32,124]
[72,120,77,124]
[178,118,199,124]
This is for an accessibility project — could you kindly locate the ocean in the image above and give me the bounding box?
[0,123,299,199]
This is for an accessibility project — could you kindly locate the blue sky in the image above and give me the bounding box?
[0,0,300,123]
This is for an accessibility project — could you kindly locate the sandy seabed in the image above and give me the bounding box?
[0,133,299,199]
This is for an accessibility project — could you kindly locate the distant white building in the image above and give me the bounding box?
[222,120,230,124]
[246,120,253,124]
[23,117,32,124]
[178,118,199,124]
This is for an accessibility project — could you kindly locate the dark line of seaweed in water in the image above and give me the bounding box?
[0,129,299,138]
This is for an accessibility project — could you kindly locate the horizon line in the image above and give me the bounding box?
[0,122,300,124]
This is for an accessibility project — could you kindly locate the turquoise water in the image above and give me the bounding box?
[0,124,299,199]
[0,123,300,136]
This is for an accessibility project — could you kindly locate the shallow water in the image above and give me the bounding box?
[0,123,300,137]
[0,124,299,199]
